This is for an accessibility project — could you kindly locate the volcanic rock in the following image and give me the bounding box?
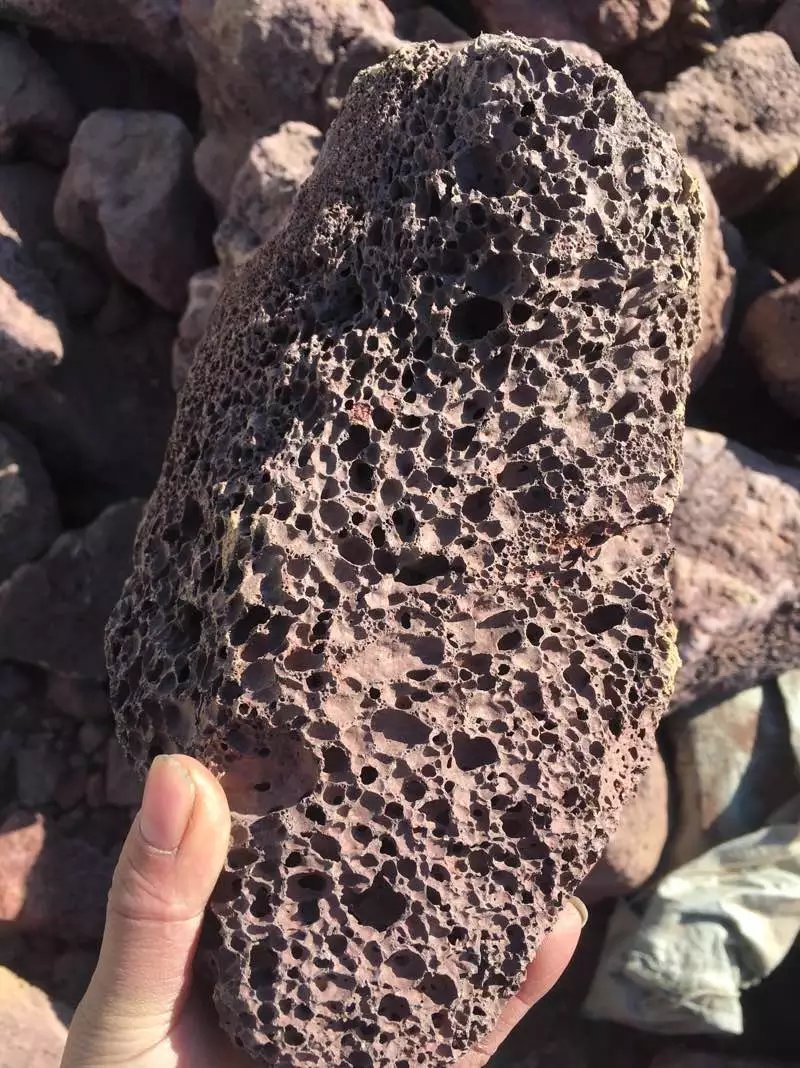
[0,32,77,168]
[54,110,213,313]
[0,314,175,524]
[0,966,68,1068]
[182,0,397,206]
[172,268,223,392]
[0,0,191,79]
[106,36,701,1066]
[0,500,142,679]
[580,750,669,902]
[641,33,800,218]
[0,810,112,941]
[0,422,59,582]
[690,164,736,387]
[672,430,800,708]
[475,0,673,55]
[741,277,800,418]
[666,677,800,868]
[0,212,63,394]
[214,123,323,272]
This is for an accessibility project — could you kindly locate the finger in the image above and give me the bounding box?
[61,755,231,1065]
[455,899,586,1068]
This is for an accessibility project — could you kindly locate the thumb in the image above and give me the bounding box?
[62,754,231,1065]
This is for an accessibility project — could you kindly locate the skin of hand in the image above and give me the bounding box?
[61,755,585,1068]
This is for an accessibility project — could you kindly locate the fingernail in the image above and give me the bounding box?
[139,755,196,852]
[568,896,589,928]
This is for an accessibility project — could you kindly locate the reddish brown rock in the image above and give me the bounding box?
[768,0,800,58]
[641,33,800,218]
[0,967,68,1068]
[172,268,223,392]
[214,123,323,272]
[580,751,669,903]
[54,110,213,313]
[690,163,736,387]
[741,278,800,418]
[0,212,63,395]
[0,0,191,79]
[182,0,397,206]
[0,810,112,941]
[0,500,142,679]
[107,36,700,1065]
[672,429,800,708]
[0,32,77,167]
[0,422,58,581]
[475,0,673,55]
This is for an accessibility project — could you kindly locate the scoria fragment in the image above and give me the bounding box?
[107,36,700,1066]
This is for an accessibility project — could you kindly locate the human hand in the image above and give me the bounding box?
[61,755,584,1068]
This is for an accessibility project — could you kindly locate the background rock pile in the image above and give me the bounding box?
[0,1,799,1067]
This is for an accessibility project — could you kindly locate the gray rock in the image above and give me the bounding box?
[172,268,222,393]
[741,277,800,418]
[0,422,59,581]
[0,32,77,167]
[0,500,142,679]
[55,110,212,312]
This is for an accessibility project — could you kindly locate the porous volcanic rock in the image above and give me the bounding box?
[641,33,800,218]
[54,110,213,313]
[475,0,673,55]
[0,0,191,79]
[0,211,64,394]
[768,0,800,58]
[741,278,800,418]
[0,421,59,581]
[182,0,397,206]
[0,966,68,1068]
[172,268,223,392]
[0,809,112,940]
[214,123,324,272]
[0,499,142,679]
[579,750,669,902]
[106,37,701,1066]
[672,430,800,708]
[0,32,77,167]
[690,164,736,387]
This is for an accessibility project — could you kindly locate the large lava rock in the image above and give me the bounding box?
[107,37,701,1066]
[672,430,800,708]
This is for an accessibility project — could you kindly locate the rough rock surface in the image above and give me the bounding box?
[0,809,112,940]
[0,211,64,394]
[215,123,323,272]
[0,162,58,250]
[0,0,191,79]
[0,32,77,167]
[641,33,800,218]
[0,422,59,582]
[173,268,223,393]
[0,314,175,524]
[0,499,142,679]
[579,750,669,902]
[54,109,213,313]
[666,677,800,868]
[182,0,397,206]
[671,430,800,708]
[475,0,673,55]
[690,164,736,387]
[741,278,800,418]
[0,966,68,1068]
[107,36,701,1065]
[768,0,800,58]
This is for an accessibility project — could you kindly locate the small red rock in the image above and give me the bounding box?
[0,966,68,1068]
